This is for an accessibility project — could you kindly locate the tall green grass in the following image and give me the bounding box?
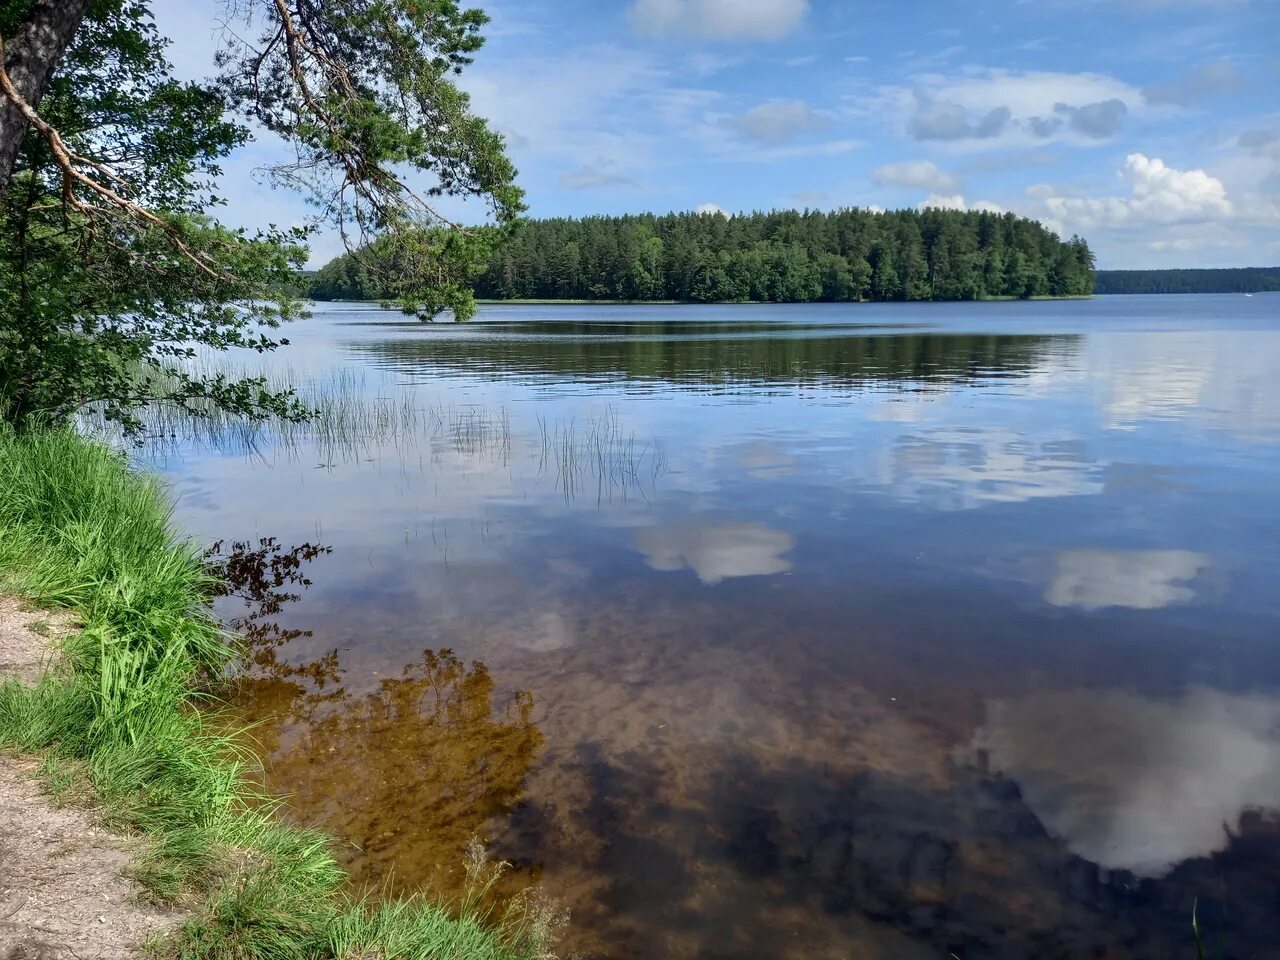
[0,426,557,960]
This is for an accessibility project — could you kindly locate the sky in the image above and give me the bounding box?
[154,0,1280,269]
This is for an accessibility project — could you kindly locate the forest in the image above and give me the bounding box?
[1094,267,1280,294]
[309,208,1097,304]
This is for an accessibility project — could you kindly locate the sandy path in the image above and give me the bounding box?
[0,599,180,960]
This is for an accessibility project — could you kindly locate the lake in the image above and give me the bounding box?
[158,296,1280,959]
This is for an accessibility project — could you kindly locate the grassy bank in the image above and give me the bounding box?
[0,426,557,960]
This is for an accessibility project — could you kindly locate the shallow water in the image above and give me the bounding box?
[166,297,1280,959]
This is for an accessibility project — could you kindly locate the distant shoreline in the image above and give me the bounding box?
[309,289,1274,308]
[312,295,1096,307]
[471,296,1096,305]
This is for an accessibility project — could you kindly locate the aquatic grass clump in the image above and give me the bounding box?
[0,425,556,960]
[537,407,667,505]
[79,357,665,502]
[77,361,509,465]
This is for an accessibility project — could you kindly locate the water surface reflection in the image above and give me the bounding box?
[172,299,1280,959]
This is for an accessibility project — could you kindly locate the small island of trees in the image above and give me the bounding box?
[310,208,1097,305]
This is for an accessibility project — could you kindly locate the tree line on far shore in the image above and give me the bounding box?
[309,208,1097,304]
[1093,267,1280,295]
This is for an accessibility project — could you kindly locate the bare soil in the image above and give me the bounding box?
[0,599,181,960]
[0,596,73,686]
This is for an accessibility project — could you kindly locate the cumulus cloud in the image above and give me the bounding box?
[723,99,829,144]
[906,100,968,140]
[1026,100,1128,140]
[973,105,1013,138]
[933,69,1140,117]
[1041,153,1232,229]
[635,522,795,584]
[970,686,1280,876]
[883,69,1141,146]
[1045,549,1209,610]
[908,101,1011,141]
[629,0,808,41]
[1051,98,1129,138]
[695,202,727,215]
[1029,116,1063,137]
[873,160,961,192]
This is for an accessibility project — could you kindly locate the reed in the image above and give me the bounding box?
[79,359,664,501]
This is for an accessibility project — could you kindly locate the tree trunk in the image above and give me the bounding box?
[0,0,95,197]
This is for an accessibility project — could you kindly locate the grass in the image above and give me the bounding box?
[0,425,558,960]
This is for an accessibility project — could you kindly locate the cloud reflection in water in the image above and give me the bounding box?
[973,686,1280,876]
[636,522,795,584]
[1045,549,1209,610]
[885,428,1104,509]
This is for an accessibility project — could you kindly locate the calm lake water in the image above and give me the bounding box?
[161,296,1280,959]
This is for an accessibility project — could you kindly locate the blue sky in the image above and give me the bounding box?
[157,0,1280,269]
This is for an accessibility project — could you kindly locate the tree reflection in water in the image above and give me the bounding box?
[207,539,544,899]
[207,537,340,687]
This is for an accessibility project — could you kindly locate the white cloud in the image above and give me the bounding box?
[908,100,1009,141]
[695,202,727,215]
[1041,153,1232,229]
[931,69,1142,119]
[870,69,1143,148]
[1027,148,1280,265]
[1050,98,1128,139]
[628,0,809,41]
[635,522,795,584]
[918,193,1002,213]
[1045,549,1209,610]
[873,160,960,192]
[723,99,829,144]
[970,686,1280,876]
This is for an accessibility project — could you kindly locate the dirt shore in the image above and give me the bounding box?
[0,599,180,960]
